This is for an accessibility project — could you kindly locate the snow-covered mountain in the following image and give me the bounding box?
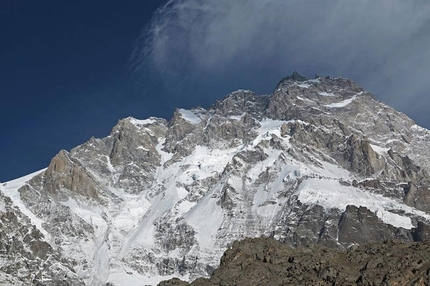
[2,73,430,285]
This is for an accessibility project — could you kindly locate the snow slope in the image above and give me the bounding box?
[3,169,48,238]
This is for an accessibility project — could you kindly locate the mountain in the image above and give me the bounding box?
[2,73,430,285]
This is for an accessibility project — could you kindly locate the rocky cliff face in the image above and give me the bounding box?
[0,180,84,285]
[2,73,430,285]
[160,237,430,286]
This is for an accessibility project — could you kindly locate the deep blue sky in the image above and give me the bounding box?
[1,1,168,181]
[2,0,430,182]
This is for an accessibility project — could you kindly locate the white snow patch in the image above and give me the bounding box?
[324,95,357,108]
[296,96,314,103]
[283,169,302,182]
[128,117,157,126]
[184,196,224,250]
[177,200,196,215]
[111,194,152,232]
[370,144,390,154]
[317,160,351,179]
[61,198,110,283]
[178,109,202,124]
[173,145,239,186]
[296,178,429,229]
[297,83,310,88]
[177,187,188,200]
[231,89,254,94]
[156,138,173,164]
[136,146,149,151]
[251,118,289,147]
[318,92,335,97]
[411,124,428,132]
[229,113,246,120]
[104,155,115,172]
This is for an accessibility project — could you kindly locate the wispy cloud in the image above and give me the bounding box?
[133,0,430,127]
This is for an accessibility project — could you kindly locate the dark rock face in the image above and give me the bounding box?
[338,205,404,245]
[412,221,430,241]
[160,237,430,286]
[39,150,100,199]
[277,204,414,249]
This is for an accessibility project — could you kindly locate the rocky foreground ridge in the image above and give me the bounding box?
[2,73,430,285]
[160,237,430,286]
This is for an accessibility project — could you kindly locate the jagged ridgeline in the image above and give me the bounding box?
[2,73,430,285]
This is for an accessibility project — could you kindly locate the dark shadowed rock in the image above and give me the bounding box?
[160,237,430,285]
[338,205,402,245]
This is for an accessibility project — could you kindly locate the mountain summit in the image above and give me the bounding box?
[2,74,430,285]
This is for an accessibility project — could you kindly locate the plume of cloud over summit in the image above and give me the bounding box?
[134,0,430,127]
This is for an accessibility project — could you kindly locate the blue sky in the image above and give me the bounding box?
[1,0,430,181]
[1,1,164,181]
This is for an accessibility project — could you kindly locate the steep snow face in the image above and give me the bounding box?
[6,76,430,285]
[3,169,48,238]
